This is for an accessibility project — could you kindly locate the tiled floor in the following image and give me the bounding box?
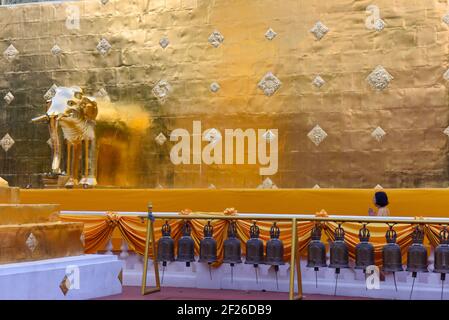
[96,286,376,300]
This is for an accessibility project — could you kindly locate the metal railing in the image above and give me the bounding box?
[60,205,449,300]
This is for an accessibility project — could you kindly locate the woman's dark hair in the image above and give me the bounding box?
[374,191,389,207]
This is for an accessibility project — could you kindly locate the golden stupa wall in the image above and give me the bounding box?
[0,0,449,188]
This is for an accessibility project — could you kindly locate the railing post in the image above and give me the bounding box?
[105,239,113,255]
[120,238,129,259]
[289,218,298,300]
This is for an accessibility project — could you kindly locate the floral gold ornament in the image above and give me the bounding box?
[3,44,19,62]
[3,92,14,105]
[366,65,393,90]
[371,126,386,142]
[310,21,329,40]
[96,38,112,56]
[0,134,15,152]
[208,30,224,47]
[258,72,281,96]
[223,208,238,215]
[106,211,120,227]
[315,209,328,217]
[307,125,328,146]
[179,209,192,215]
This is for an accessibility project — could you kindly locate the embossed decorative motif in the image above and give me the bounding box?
[44,84,58,100]
[155,133,167,145]
[373,19,386,31]
[310,21,329,40]
[3,44,19,62]
[159,37,170,49]
[443,126,449,137]
[26,233,38,252]
[262,130,276,142]
[204,128,221,143]
[312,75,325,88]
[313,184,321,189]
[210,82,220,93]
[374,184,383,190]
[307,125,328,146]
[96,38,112,56]
[265,28,277,40]
[258,177,278,189]
[51,44,62,56]
[258,72,281,96]
[152,80,172,103]
[366,65,393,90]
[208,30,224,48]
[0,134,15,152]
[4,92,14,105]
[59,275,70,296]
[443,13,449,26]
[371,126,386,142]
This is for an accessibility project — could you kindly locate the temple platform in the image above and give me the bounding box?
[0,254,123,300]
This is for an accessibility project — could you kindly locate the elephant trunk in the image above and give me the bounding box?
[48,116,62,175]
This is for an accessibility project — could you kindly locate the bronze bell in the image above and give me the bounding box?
[245,221,264,283]
[329,224,349,269]
[157,220,175,267]
[176,221,195,267]
[355,224,375,271]
[406,225,428,273]
[434,227,449,299]
[434,227,449,274]
[245,222,264,266]
[265,222,284,267]
[223,221,242,265]
[306,223,327,269]
[382,226,403,272]
[199,221,217,264]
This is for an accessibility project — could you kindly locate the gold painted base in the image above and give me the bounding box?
[0,204,60,225]
[0,221,84,265]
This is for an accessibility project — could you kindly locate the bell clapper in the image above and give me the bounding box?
[441,273,446,300]
[314,267,319,288]
[208,262,213,280]
[334,268,340,296]
[410,271,417,300]
[230,263,234,283]
[254,264,259,284]
[161,261,167,284]
[274,265,279,290]
[393,272,398,292]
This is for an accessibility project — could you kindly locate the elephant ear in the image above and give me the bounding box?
[80,96,98,121]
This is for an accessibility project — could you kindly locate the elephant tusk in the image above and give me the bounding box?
[31,115,49,123]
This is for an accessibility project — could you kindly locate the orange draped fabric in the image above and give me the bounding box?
[60,212,445,268]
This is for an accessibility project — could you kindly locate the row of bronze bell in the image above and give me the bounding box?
[307,223,449,276]
[157,220,285,268]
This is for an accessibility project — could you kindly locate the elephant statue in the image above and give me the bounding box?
[32,86,98,188]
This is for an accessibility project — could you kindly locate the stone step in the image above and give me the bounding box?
[0,203,60,225]
[0,187,20,204]
[0,221,84,264]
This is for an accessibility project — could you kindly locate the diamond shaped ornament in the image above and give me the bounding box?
[307,125,328,146]
[258,72,281,96]
[374,184,383,190]
[312,75,325,88]
[262,130,276,142]
[3,44,19,62]
[210,82,220,93]
[371,126,386,142]
[443,13,449,26]
[204,128,221,143]
[208,30,224,48]
[44,84,58,100]
[26,233,38,252]
[258,177,278,189]
[51,44,62,56]
[443,126,449,137]
[313,184,321,189]
[366,65,393,90]
[152,80,172,103]
[0,134,15,152]
[96,38,112,56]
[159,37,170,49]
[310,21,329,40]
[155,133,167,145]
[4,92,14,105]
[373,19,386,31]
[59,275,70,296]
[265,28,277,40]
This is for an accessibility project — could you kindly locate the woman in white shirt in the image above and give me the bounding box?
[368,191,390,216]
